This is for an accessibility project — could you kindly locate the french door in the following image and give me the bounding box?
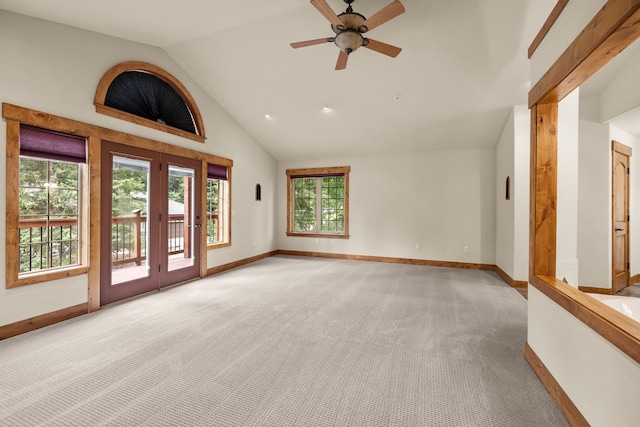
[100,141,202,305]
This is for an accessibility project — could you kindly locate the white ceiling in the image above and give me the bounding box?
[0,0,559,161]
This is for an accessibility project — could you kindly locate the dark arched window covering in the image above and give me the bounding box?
[95,61,206,143]
[105,71,196,134]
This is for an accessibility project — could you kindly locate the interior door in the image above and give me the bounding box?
[612,141,631,293]
[100,141,202,305]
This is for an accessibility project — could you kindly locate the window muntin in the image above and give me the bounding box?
[287,166,350,238]
[19,157,81,274]
[206,178,229,246]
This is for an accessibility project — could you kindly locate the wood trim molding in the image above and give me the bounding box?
[529,0,640,107]
[631,274,640,285]
[524,343,589,426]
[578,285,614,295]
[5,119,90,289]
[613,139,633,156]
[206,251,279,276]
[0,303,88,340]
[5,119,21,288]
[530,276,640,364]
[285,166,350,238]
[528,0,570,59]
[276,250,496,271]
[87,135,102,312]
[2,103,231,167]
[494,266,528,289]
[94,61,206,143]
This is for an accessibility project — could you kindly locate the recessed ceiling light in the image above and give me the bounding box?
[264,113,272,119]
[393,94,402,102]
[322,105,332,112]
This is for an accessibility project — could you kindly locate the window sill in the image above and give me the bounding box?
[286,232,349,239]
[207,242,231,250]
[9,265,89,289]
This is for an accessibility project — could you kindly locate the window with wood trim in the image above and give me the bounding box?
[286,166,350,238]
[206,163,230,247]
[94,61,206,143]
[6,123,89,288]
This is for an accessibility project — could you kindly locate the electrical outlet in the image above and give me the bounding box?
[415,243,420,250]
[464,246,469,253]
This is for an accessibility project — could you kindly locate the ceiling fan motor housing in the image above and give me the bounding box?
[332,12,367,54]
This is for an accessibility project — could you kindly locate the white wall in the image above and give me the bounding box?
[496,111,516,277]
[513,105,531,280]
[277,148,497,265]
[600,47,640,122]
[528,286,640,427]
[578,96,612,288]
[0,11,278,326]
[556,89,580,286]
[495,105,530,281]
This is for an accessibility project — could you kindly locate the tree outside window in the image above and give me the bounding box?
[286,166,350,238]
[19,157,81,273]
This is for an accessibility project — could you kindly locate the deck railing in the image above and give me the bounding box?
[19,212,218,272]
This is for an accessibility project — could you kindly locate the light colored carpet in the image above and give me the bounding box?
[0,255,568,426]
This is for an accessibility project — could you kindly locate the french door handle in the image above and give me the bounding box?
[194,224,202,228]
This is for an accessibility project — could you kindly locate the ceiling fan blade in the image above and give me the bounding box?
[364,39,402,58]
[310,0,345,30]
[359,0,405,33]
[290,38,333,49]
[335,50,349,70]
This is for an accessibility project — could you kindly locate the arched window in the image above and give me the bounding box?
[95,61,206,143]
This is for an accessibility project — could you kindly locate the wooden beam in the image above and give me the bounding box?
[528,0,570,59]
[529,0,640,107]
[530,103,558,279]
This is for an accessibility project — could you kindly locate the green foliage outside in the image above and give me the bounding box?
[293,176,344,233]
[111,167,148,217]
[206,179,221,244]
[19,157,225,272]
[19,157,79,273]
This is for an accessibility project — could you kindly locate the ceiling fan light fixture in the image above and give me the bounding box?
[334,29,363,54]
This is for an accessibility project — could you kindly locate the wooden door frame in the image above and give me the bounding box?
[612,141,632,293]
[2,103,233,312]
[100,141,162,305]
[528,0,640,366]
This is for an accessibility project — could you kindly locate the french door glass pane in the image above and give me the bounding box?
[167,164,195,272]
[111,155,151,285]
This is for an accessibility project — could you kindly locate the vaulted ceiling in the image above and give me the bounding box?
[0,0,558,161]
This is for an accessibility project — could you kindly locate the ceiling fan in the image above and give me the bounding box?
[291,0,405,70]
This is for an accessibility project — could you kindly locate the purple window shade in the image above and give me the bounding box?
[207,163,228,180]
[20,125,86,163]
